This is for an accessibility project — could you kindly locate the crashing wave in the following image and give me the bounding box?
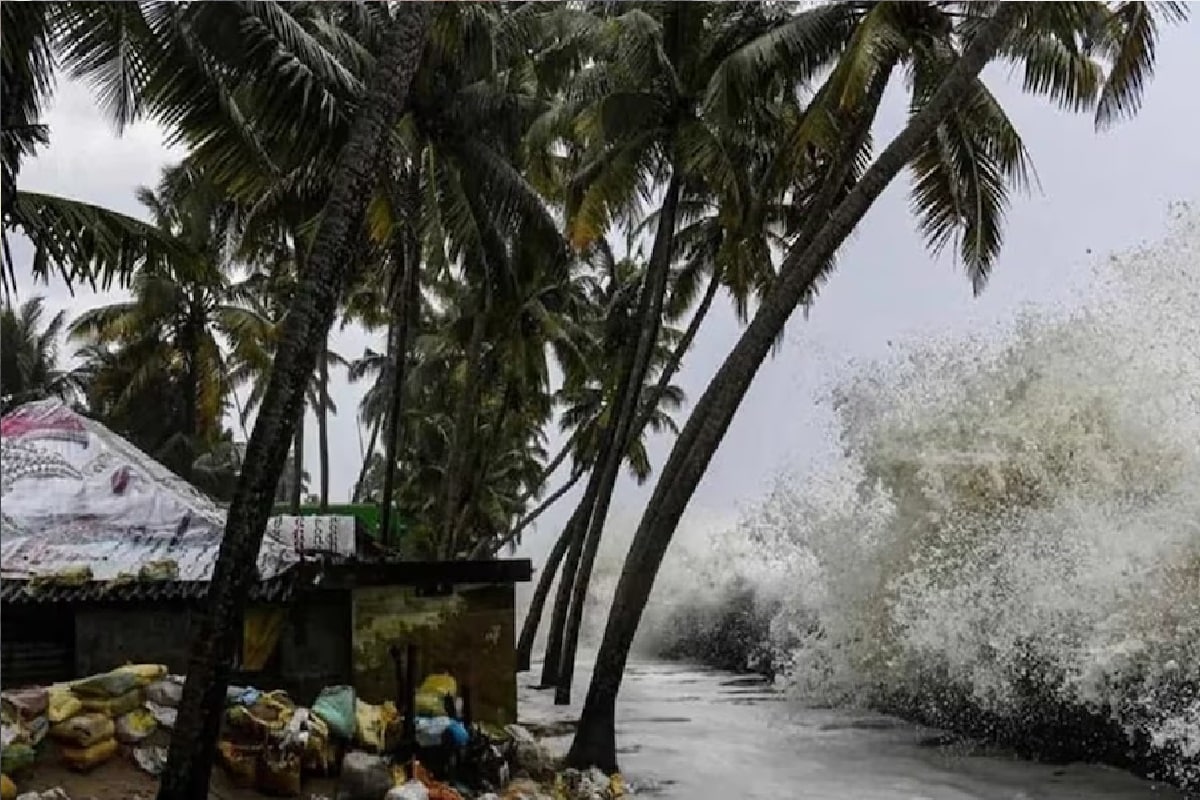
[634,204,1200,788]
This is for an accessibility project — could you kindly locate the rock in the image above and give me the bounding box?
[384,782,428,800]
[337,751,392,800]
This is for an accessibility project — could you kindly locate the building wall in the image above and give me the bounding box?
[75,605,196,676]
[275,592,352,703]
[352,583,518,724]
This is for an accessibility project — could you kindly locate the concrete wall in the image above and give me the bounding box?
[275,593,352,703]
[352,583,518,724]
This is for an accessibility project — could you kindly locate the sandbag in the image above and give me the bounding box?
[0,690,47,721]
[50,713,115,748]
[0,744,33,777]
[217,740,260,788]
[145,680,183,708]
[114,709,157,744]
[114,663,167,684]
[311,686,356,740]
[257,747,301,797]
[0,773,14,800]
[60,736,118,772]
[70,670,141,699]
[46,690,81,724]
[80,688,142,718]
[353,699,396,753]
[415,673,458,718]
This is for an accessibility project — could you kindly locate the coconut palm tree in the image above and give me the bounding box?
[159,8,434,797]
[67,165,270,480]
[566,0,1187,772]
[0,296,77,412]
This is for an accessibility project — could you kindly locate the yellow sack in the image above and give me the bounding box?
[415,673,458,717]
[80,688,142,718]
[114,663,167,684]
[353,700,387,752]
[47,689,82,724]
[0,773,15,800]
[114,708,158,744]
[60,737,118,772]
[50,713,115,748]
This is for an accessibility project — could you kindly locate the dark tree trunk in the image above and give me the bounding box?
[565,8,1020,772]
[554,174,681,705]
[515,516,574,672]
[485,466,585,558]
[156,10,431,799]
[538,495,595,687]
[317,345,330,511]
[440,294,488,558]
[379,162,423,548]
[352,415,382,503]
[631,269,720,435]
[289,413,304,513]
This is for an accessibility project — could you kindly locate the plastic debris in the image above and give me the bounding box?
[133,745,168,777]
[338,751,393,800]
[145,680,183,708]
[385,782,429,800]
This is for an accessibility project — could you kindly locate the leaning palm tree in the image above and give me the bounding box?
[566,0,1187,772]
[0,295,76,412]
[159,7,434,798]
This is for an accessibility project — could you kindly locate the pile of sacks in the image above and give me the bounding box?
[217,683,413,797]
[0,664,175,797]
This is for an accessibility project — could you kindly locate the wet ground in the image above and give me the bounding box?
[521,660,1188,800]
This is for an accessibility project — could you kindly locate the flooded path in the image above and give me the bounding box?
[521,660,1186,800]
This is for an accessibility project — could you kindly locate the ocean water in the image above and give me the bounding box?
[612,205,1200,791]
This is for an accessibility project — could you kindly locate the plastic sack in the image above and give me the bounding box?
[257,747,302,797]
[217,740,261,788]
[70,670,141,699]
[386,782,429,800]
[354,700,396,752]
[414,716,468,748]
[60,737,118,772]
[50,713,115,748]
[146,680,183,708]
[0,744,34,777]
[46,690,82,724]
[80,688,142,717]
[133,744,168,777]
[24,717,47,747]
[0,773,14,800]
[145,701,177,731]
[114,663,168,684]
[114,709,158,744]
[311,686,356,740]
[1,690,47,721]
[414,673,459,718]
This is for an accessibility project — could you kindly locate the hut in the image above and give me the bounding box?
[0,400,531,723]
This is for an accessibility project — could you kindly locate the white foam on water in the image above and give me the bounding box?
[631,204,1200,788]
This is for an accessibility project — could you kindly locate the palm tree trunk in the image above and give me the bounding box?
[440,294,488,558]
[290,412,304,514]
[379,162,423,548]
[555,173,682,705]
[631,269,720,435]
[352,414,382,503]
[157,11,431,800]
[317,345,330,511]
[516,517,574,672]
[481,466,585,559]
[538,495,595,686]
[565,8,1019,772]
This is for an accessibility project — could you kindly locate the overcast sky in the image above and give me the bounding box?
[10,17,1200,557]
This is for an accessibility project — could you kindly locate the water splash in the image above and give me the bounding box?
[636,204,1200,788]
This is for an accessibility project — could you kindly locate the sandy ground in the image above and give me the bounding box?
[15,758,339,800]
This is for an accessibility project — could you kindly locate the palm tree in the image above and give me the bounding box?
[67,166,269,479]
[566,0,1186,772]
[159,8,434,798]
[0,296,76,412]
